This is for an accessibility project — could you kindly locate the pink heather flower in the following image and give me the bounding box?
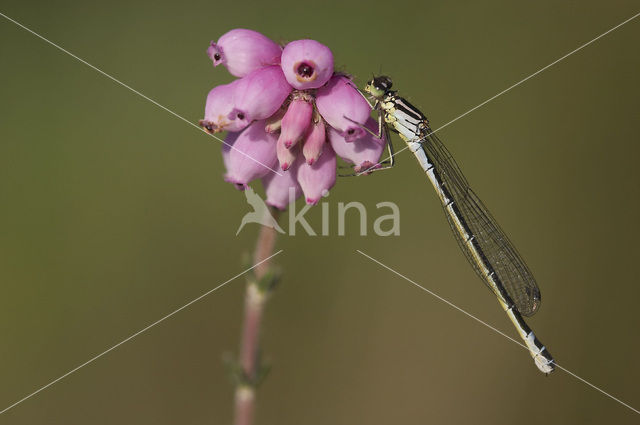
[204,29,389,210]
[276,137,297,171]
[229,66,292,129]
[207,29,282,77]
[224,120,278,189]
[328,117,385,173]
[278,96,313,149]
[221,130,241,171]
[199,81,246,133]
[316,75,371,142]
[296,145,337,205]
[280,39,334,90]
[262,167,303,210]
[302,119,326,165]
[264,107,286,133]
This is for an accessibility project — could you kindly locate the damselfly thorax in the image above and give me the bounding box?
[380,92,429,141]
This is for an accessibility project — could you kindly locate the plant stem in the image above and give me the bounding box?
[234,208,280,425]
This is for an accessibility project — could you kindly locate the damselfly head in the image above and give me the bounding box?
[365,75,393,98]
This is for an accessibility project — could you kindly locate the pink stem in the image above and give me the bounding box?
[234,208,280,425]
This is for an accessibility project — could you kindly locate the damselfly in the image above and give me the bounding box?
[362,75,555,374]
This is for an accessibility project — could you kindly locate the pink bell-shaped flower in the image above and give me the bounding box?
[199,81,245,133]
[207,29,282,77]
[316,75,371,142]
[280,39,334,90]
[221,130,241,171]
[229,66,292,130]
[262,167,303,210]
[223,120,279,189]
[328,117,385,173]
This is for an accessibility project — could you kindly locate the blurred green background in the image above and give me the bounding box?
[1,0,639,423]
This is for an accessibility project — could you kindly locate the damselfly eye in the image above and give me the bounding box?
[375,75,392,90]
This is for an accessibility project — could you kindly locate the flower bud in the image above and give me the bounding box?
[264,107,287,133]
[297,145,337,204]
[302,119,326,165]
[276,137,297,171]
[278,97,313,149]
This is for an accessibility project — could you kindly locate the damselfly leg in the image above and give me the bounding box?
[340,113,396,176]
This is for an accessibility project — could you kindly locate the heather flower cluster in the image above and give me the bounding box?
[200,29,385,209]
